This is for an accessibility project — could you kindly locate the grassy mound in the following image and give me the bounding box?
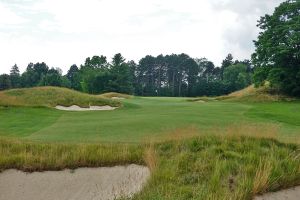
[190,85,295,103]
[136,135,300,200]
[0,87,120,107]
[217,85,294,102]
[100,92,131,99]
[0,135,299,199]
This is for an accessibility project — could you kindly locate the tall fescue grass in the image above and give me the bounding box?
[252,159,273,194]
[133,135,300,200]
[0,138,143,172]
[0,86,120,107]
[147,123,288,144]
[188,84,295,103]
[144,144,157,172]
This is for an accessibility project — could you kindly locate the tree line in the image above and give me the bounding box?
[0,53,253,97]
[1,0,298,97]
[252,0,300,96]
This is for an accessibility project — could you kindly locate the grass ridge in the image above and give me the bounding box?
[0,86,120,107]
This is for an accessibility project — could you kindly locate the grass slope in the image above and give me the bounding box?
[190,85,295,103]
[134,136,300,200]
[0,86,120,107]
[217,85,294,102]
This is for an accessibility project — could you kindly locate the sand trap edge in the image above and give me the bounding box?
[0,164,150,200]
[254,186,300,200]
[55,105,118,111]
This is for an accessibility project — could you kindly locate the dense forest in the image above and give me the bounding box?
[252,0,300,96]
[0,53,252,97]
[1,0,299,97]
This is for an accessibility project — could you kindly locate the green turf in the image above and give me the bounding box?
[0,97,299,143]
[246,102,300,126]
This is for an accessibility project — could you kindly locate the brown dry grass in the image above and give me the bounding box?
[145,123,282,145]
[0,137,143,172]
[221,123,279,140]
[0,92,25,106]
[146,126,201,143]
[144,144,157,172]
[216,85,294,102]
[252,159,273,194]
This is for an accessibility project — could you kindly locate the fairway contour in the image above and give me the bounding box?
[0,164,150,200]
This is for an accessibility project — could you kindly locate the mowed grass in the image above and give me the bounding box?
[0,95,300,143]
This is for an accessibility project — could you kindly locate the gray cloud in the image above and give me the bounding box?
[211,0,283,60]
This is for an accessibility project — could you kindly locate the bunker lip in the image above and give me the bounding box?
[55,105,117,111]
[0,164,150,200]
[112,97,125,100]
[254,186,300,200]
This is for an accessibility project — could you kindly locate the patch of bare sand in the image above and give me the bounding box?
[0,164,150,200]
[55,105,117,111]
[112,97,125,100]
[254,186,300,200]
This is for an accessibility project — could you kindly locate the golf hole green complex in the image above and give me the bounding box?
[0,86,299,200]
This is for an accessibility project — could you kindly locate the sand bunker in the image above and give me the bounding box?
[0,164,150,200]
[112,97,125,100]
[254,186,300,200]
[55,105,117,111]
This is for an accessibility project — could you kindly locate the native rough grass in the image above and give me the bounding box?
[0,86,120,107]
[135,135,300,200]
[189,84,295,103]
[0,137,143,172]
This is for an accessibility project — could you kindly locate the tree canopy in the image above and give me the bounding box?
[252,0,300,96]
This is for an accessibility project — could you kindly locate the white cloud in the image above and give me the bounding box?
[0,0,282,74]
[0,3,26,26]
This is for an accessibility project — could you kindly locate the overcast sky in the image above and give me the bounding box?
[0,0,282,74]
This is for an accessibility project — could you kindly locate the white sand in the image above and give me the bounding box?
[254,186,300,200]
[0,164,150,200]
[112,97,125,100]
[55,105,117,111]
